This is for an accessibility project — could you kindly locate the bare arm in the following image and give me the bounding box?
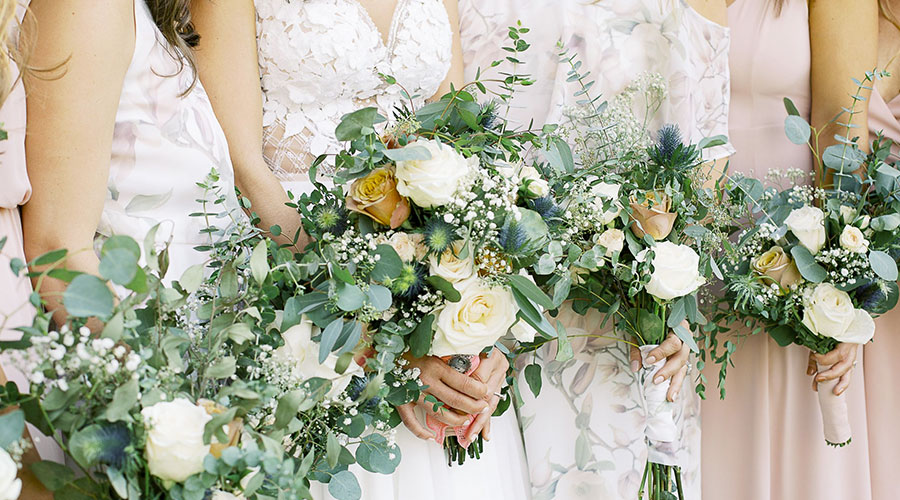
[21,0,134,324]
[190,0,306,249]
[433,0,465,99]
[810,0,878,154]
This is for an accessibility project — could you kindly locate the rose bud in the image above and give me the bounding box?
[629,192,677,240]
[346,167,411,229]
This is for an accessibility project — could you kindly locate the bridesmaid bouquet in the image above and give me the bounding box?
[285,48,555,464]
[0,175,397,500]
[523,67,727,500]
[715,89,900,446]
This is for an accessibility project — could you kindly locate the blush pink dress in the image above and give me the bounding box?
[865,88,900,500]
[700,1,873,499]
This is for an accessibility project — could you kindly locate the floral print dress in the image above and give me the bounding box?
[459,1,732,498]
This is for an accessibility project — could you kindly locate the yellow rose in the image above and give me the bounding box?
[346,167,410,229]
[752,246,803,291]
[629,191,677,240]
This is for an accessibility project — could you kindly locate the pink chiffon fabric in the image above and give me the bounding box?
[700,1,872,499]
[865,88,900,500]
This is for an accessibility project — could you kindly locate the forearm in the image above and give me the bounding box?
[234,162,307,248]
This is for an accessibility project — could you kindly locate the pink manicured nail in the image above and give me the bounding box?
[654,376,664,385]
[631,360,639,372]
[646,356,657,364]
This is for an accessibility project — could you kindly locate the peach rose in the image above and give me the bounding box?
[346,167,411,229]
[198,399,243,459]
[629,192,677,240]
[752,246,803,291]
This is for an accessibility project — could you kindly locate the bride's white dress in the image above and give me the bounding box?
[254,1,531,498]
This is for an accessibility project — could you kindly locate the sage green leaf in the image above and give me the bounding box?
[250,239,269,284]
[63,274,114,318]
[365,284,393,311]
[790,246,827,283]
[319,319,345,362]
[30,248,67,267]
[98,248,138,286]
[384,145,431,162]
[356,434,401,474]
[508,274,554,310]
[29,460,75,491]
[179,264,205,294]
[784,115,811,145]
[206,356,236,379]
[524,364,542,398]
[869,251,899,281]
[336,283,366,311]
[328,470,362,500]
[274,390,305,430]
[410,314,434,358]
[335,107,381,142]
[426,276,461,302]
[371,244,403,281]
[104,378,138,423]
[555,322,574,362]
[0,410,24,449]
[326,432,341,468]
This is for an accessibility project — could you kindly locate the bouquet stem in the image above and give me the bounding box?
[425,355,486,466]
[638,462,684,500]
[816,361,852,447]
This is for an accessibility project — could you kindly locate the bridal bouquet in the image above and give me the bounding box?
[286,53,555,464]
[525,68,726,499]
[716,91,900,447]
[0,174,396,500]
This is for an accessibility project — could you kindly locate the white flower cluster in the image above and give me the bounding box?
[18,325,141,394]
[322,227,380,269]
[441,165,518,245]
[817,247,873,288]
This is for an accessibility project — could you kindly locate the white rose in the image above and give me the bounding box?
[428,240,475,283]
[859,215,871,230]
[839,205,856,223]
[801,283,875,343]
[395,140,472,208]
[596,228,625,256]
[0,448,21,500]
[785,206,827,255]
[387,232,422,262]
[554,469,611,499]
[210,492,245,500]
[141,398,211,483]
[519,165,550,197]
[643,242,706,301]
[840,226,869,254]
[433,280,519,356]
[591,182,621,224]
[274,316,363,400]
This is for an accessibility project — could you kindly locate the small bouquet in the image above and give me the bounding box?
[284,25,556,465]
[0,174,396,500]
[527,66,726,499]
[715,86,899,447]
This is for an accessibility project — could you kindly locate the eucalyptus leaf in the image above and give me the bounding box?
[336,283,366,311]
[104,378,138,423]
[30,460,75,491]
[790,246,827,283]
[784,115,811,145]
[508,274,554,310]
[0,410,24,450]
[524,364,543,398]
[410,314,434,358]
[328,470,362,500]
[250,239,270,284]
[356,434,401,474]
[319,319,345,362]
[335,107,382,142]
[206,356,237,379]
[179,264,205,294]
[426,275,461,302]
[383,145,431,162]
[366,284,393,311]
[371,245,404,281]
[869,251,899,281]
[63,274,114,319]
[98,248,139,286]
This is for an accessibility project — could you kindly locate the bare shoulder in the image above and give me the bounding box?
[685,0,728,27]
[25,0,135,80]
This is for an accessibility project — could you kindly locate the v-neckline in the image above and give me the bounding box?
[353,0,405,49]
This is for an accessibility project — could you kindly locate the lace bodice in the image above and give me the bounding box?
[255,0,453,182]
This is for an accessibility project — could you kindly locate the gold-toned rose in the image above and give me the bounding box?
[629,192,677,240]
[752,246,803,291]
[346,167,411,229]
[199,399,243,459]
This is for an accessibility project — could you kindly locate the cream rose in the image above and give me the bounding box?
[141,398,212,483]
[428,240,475,283]
[643,242,706,301]
[785,206,827,255]
[839,226,869,254]
[519,165,550,197]
[801,283,875,343]
[591,182,621,224]
[274,316,363,400]
[0,448,21,500]
[839,205,856,223]
[395,140,472,208]
[596,228,625,256]
[432,280,519,356]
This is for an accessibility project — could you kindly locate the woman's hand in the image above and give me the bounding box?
[629,330,690,402]
[807,343,858,396]
[466,348,509,442]
[396,355,490,440]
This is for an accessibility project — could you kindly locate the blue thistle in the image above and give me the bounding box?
[421,218,459,256]
[390,262,428,299]
[528,196,562,221]
[76,422,131,469]
[480,101,500,130]
[498,218,529,255]
[311,203,349,237]
[655,124,683,161]
[856,282,888,312]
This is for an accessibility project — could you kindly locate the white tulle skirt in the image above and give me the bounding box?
[311,410,532,500]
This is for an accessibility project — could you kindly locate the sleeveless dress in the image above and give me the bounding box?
[700,2,873,499]
[0,2,64,463]
[254,1,531,499]
[101,0,241,283]
[460,1,731,498]
[866,88,900,500]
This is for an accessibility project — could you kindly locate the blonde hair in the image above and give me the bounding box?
[0,0,18,105]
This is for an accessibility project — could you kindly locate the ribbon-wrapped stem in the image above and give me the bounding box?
[424,354,486,466]
[816,361,852,447]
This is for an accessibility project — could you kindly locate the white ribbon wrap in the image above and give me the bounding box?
[640,345,678,464]
[817,361,852,446]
